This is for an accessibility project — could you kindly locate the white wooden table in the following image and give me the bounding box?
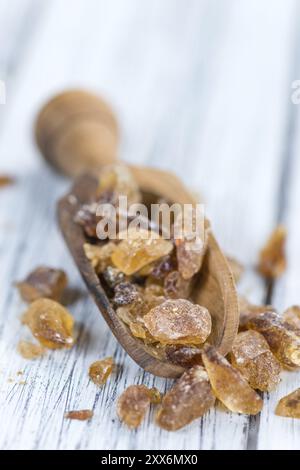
[0,0,300,450]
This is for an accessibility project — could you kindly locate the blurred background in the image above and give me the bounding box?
[1,0,300,450]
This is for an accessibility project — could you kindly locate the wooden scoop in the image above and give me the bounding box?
[36,90,239,378]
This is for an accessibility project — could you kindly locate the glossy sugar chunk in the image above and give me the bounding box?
[18,340,45,360]
[84,242,116,273]
[231,331,281,391]
[89,357,114,386]
[143,299,211,345]
[246,312,300,369]
[22,298,75,349]
[156,366,215,430]
[239,296,277,331]
[117,385,160,428]
[111,228,173,275]
[174,208,208,280]
[113,282,139,306]
[98,163,141,205]
[102,266,126,288]
[65,410,93,421]
[202,346,263,415]
[74,202,99,238]
[151,255,175,280]
[129,322,148,340]
[275,388,300,419]
[164,270,191,299]
[16,266,67,303]
[165,345,203,368]
[258,225,286,279]
[283,306,300,332]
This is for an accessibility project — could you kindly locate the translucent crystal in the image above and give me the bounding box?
[98,163,141,205]
[148,387,162,404]
[246,312,300,368]
[283,306,300,332]
[143,299,211,345]
[156,366,215,431]
[175,240,204,281]
[165,345,203,368]
[258,225,287,279]
[0,175,14,188]
[202,345,263,415]
[111,228,173,275]
[239,296,276,331]
[164,270,191,299]
[64,410,93,421]
[83,242,116,273]
[116,306,135,326]
[17,340,45,360]
[151,255,175,280]
[231,331,281,391]
[144,283,165,298]
[22,298,75,349]
[275,388,300,419]
[113,282,139,306]
[74,202,99,238]
[137,262,157,277]
[102,266,126,288]
[117,385,159,428]
[116,288,165,327]
[16,267,67,303]
[129,322,148,340]
[89,357,114,386]
[174,208,208,280]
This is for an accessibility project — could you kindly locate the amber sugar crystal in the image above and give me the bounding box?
[17,340,45,360]
[113,282,139,306]
[74,201,98,238]
[0,175,14,188]
[258,225,287,279]
[129,321,148,340]
[143,299,211,345]
[165,345,203,368]
[173,207,208,280]
[89,357,114,386]
[246,311,300,369]
[117,385,160,428]
[202,346,263,415]
[151,255,175,280]
[239,296,276,331]
[102,266,126,288]
[231,331,281,392]
[163,270,191,299]
[111,228,173,276]
[275,388,300,419]
[65,410,93,421]
[16,266,67,303]
[156,366,215,431]
[22,298,75,349]
[98,163,141,206]
[283,306,300,332]
[116,291,165,336]
[83,241,116,273]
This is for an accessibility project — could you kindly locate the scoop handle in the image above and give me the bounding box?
[35,89,119,178]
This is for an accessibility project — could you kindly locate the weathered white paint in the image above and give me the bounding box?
[0,0,299,450]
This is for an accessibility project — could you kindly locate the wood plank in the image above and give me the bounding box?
[155,0,297,449]
[257,85,300,450]
[0,0,298,450]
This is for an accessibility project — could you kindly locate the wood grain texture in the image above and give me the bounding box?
[0,0,299,450]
